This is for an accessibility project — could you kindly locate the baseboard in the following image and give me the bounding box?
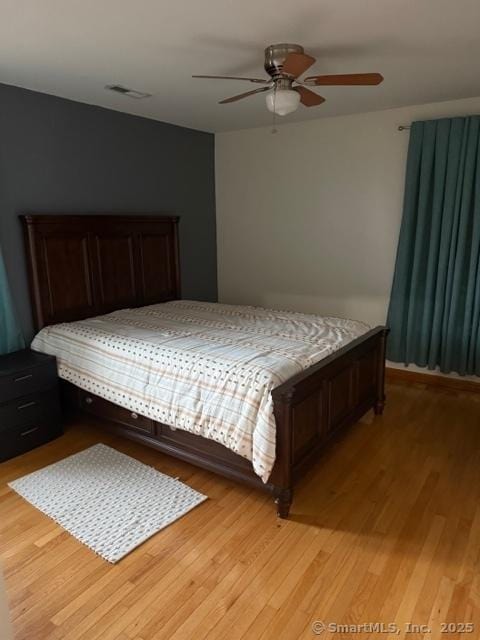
[386,367,480,393]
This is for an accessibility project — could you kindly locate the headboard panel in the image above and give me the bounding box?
[22,214,180,331]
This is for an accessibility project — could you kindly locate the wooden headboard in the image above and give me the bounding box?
[22,214,181,331]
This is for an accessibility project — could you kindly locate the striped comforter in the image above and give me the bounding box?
[31,301,369,482]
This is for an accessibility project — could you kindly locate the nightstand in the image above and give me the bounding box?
[0,350,63,462]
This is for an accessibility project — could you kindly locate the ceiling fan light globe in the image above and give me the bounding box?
[265,89,300,116]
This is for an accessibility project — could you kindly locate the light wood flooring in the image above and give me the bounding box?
[1,381,480,640]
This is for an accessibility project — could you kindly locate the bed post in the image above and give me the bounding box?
[374,329,389,415]
[272,389,294,518]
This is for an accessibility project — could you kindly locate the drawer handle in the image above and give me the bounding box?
[131,412,139,420]
[15,374,33,383]
[20,427,39,437]
[17,401,37,411]
[84,397,93,405]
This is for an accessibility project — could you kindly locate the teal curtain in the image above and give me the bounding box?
[387,116,480,375]
[0,246,24,355]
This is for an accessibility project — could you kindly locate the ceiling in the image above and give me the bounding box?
[2,0,480,133]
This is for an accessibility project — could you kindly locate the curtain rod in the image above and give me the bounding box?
[398,125,411,131]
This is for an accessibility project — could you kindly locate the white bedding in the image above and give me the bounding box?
[31,301,369,482]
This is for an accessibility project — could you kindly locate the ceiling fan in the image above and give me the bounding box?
[193,43,383,117]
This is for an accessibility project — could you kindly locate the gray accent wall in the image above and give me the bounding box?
[0,82,217,341]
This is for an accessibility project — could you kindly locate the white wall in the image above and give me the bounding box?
[216,95,480,328]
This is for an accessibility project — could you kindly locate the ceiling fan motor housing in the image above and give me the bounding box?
[264,43,304,79]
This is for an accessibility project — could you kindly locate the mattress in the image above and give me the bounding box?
[31,301,370,482]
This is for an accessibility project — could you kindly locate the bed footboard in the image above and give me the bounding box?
[270,327,388,518]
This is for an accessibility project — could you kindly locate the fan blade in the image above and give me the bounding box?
[282,52,316,78]
[192,75,268,84]
[304,73,383,86]
[294,87,325,107]
[219,86,270,104]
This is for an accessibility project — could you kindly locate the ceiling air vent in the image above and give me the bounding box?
[105,84,152,99]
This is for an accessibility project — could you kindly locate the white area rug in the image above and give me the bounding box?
[8,443,207,563]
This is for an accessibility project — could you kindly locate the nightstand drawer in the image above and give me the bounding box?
[0,419,63,463]
[0,388,61,431]
[0,355,58,403]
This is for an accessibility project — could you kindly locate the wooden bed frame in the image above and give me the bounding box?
[22,214,388,518]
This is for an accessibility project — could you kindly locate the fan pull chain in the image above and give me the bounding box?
[271,84,278,134]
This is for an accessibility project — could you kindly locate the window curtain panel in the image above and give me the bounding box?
[387,115,480,376]
[0,246,24,355]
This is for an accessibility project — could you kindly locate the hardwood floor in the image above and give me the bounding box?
[1,381,480,640]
